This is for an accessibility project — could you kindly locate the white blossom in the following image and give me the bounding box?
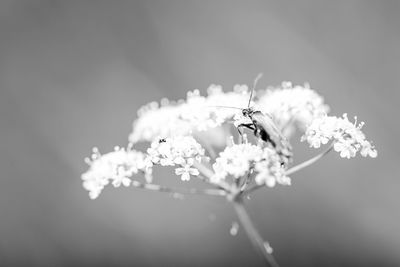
[302,114,377,159]
[256,82,329,136]
[175,159,200,181]
[254,148,291,187]
[129,102,191,144]
[147,136,205,181]
[81,147,152,199]
[80,75,381,267]
[211,138,290,187]
[129,84,251,143]
[83,77,377,200]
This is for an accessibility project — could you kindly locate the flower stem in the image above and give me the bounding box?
[199,136,218,159]
[242,143,335,197]
[233,197,280,267]
[131,180,225,197]
[193,161,231,192]
[285,143,334,176]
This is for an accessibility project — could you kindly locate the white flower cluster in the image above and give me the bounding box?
[302,114,377,158]
[147,136,205,181]
[129,84,250,143]
[211,139,290,188]
[82,77,378,200]
[82,147,152,199]
[257,82,329,135]
[128,102,192,143]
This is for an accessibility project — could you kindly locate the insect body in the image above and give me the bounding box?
[211,74,293,161]
[238,107,292,160]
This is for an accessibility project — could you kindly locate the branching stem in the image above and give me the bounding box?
[233,197,280,267]
[131,180,226,197]
[242,143,335,196]
[193,161,231,192]
[285,143,334,176]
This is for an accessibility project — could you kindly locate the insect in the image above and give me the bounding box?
[238,106,292,160]
[213,74,292,160]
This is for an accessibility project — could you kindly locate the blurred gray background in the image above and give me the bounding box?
[0,1,399,266]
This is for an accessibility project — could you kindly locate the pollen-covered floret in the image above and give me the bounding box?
[257,82,329,136]
[302,114,377,159]
[211,138,290,188]
[147,136,205,181]
[82,147,152,199]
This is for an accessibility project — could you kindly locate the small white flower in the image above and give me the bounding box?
[175,164,200,181]
[255,171,276,188]
[129,102,191,144]
[112,173,132,187]
[254,148,290,187]
[129,84,251,144]
[302,114,377,159]
[334,140,357,159]
[211,138,290,187]
[257,82,329,136]
[81,147,152,199]
[84,78,377,202]
[149,136,204,162]
[147,136,205,181]
[360,140,378,158]
[212,142,263,180]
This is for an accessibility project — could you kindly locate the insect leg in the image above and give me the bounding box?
[237,123,255,143]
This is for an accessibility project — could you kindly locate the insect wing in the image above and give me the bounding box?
[251,112,292,154]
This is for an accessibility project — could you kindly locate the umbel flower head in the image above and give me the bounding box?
[147,136,205,181]
[82,147,152,199]
[129,85,251,143]
[302,113,377,158]
[81,78,377,199]
[80,76,378,267]
[211,136,290,188]
[256,81,329,137]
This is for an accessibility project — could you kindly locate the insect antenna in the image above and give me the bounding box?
[247,73,263,108]
[207,73,263,111]
[207,105,243,110]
